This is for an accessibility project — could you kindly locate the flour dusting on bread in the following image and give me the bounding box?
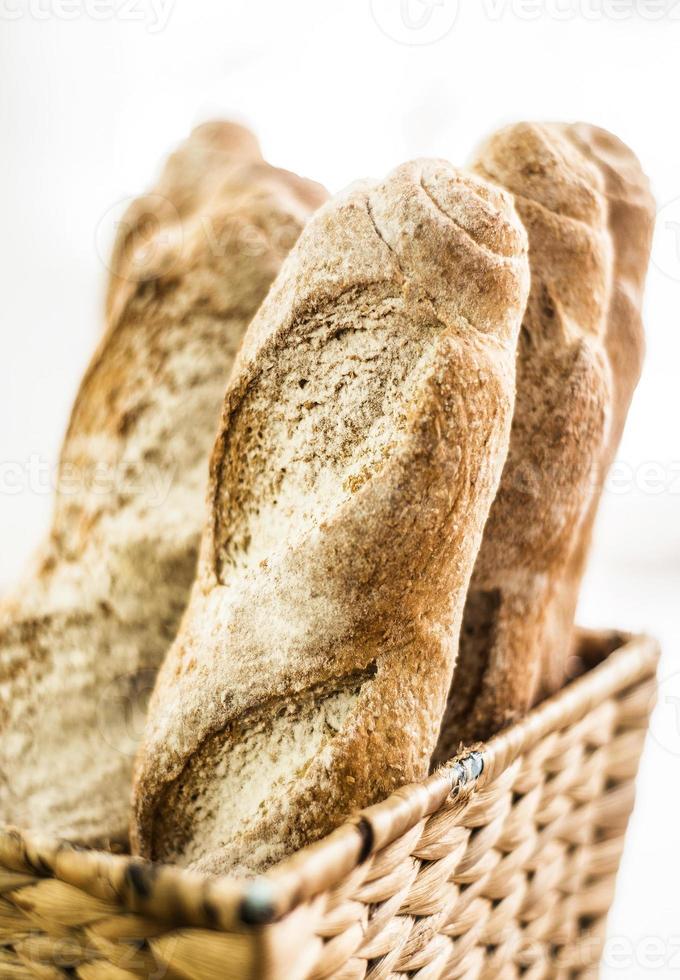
[0,122,327,845]
[131,158,530,873]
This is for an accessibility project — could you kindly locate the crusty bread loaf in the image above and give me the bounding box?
[0,122,327,846]
[540,124,655,691]
[433,123,653,760]
[131,158,530,875]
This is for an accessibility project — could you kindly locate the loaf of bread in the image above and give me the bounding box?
[540,124,655,691]
[0,122,327,846]
[131,158,530,875]
[433,122,653,760]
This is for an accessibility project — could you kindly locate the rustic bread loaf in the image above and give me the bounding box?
[540,124,655,692]
[131,158,530,875]
[433,122,653,759]
[0,122,327,846]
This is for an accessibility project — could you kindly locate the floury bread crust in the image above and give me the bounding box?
[543,124,655,691]
[434,123,653,761]
[131,159,530,875]
[0,122,327,846]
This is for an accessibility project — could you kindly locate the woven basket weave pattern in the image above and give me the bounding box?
[0,631,659,979]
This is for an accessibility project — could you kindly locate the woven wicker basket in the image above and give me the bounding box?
[0,629,658,980]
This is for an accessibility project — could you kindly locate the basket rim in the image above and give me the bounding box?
[0,628,659,935]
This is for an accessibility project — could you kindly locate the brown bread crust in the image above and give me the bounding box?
[541,124,654,690]
[131,159,529,875]
[434,123,653,761]
[0,122,326,846]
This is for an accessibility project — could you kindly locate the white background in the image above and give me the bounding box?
[1,1,679,975]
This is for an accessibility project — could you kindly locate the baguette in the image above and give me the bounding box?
[0,122,326,845]
[541,124,654,690]
[131,158,530,874]
[433,122,653,759]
